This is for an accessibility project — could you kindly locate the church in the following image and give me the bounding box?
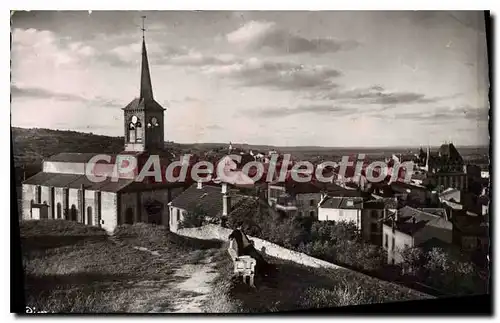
[21,32,189,233]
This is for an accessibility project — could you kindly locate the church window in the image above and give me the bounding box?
[87,206,93,225]
[70,205,77,221]
[56,203,62,219]
[125,208,134,224]
[136,121,143,142]
[128,116,142,143]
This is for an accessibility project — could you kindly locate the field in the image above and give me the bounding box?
[20,220,431,313]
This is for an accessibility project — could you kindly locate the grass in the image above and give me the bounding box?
[21,220,430,313]
[205,248,432,313]
[21,220,223,313]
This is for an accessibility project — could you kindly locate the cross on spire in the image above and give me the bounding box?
[139,15,153,101]
[141,15,147,39]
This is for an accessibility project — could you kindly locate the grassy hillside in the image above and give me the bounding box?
[12,127,124,167]
[21,220,224,313]
[20,220,430,313]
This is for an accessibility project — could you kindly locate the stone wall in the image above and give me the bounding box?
[176,224,342,270]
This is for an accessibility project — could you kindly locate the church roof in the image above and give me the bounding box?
[45,153,102,163]
[123,97,165,112]
[22,172,135,192]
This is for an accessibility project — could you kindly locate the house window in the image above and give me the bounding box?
[392,237,395,251]
[346,200,354,207]
[392,258,395,265]
[309,211,315,217]
[36,186,41,204]
[310,199,315,206]
[56,203,61,219]
[384,234,388,248]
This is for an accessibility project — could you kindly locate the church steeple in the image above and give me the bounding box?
[140,32,154,101]
[122,16,166,153]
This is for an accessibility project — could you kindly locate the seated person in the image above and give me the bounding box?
[228,228,273,276]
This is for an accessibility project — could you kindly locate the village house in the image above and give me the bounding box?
[317,193,364,229]
[361,198,398,244]
[21,34,188,233]
[267,181,356,218]
[267,182,324,217]
[168,181,257,233]
[452,212,489,255]
[318,193,397,244]
[382,206,452,264]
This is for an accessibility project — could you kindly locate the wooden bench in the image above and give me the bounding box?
[228,239,256,287]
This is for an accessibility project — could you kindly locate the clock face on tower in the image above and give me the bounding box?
[131,116,138,124]
[151,117,158,126]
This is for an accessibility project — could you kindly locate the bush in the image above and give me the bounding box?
[179,205,208,229]
[399,246,488,295]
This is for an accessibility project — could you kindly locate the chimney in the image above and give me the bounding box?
[197,180,203,189]
[222,183,231,216]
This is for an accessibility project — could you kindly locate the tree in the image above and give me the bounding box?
[179,205,208,229]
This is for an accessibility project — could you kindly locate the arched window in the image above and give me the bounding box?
[56,203,62,219]
[87,206,93,225]
[136,121,143,142]
[70,204,77,221]
[125,208,134,225]
[128,116,142,143]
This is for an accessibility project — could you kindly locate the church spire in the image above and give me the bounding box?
[140,16,154,101]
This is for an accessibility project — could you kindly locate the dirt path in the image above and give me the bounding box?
[126,245,219,313]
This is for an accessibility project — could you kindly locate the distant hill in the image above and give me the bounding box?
[12,127,125,167]
[11,126,489,169]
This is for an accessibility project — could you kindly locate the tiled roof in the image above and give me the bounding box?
[22,172,134,192]
[390,181,427,192]
[438,143,463,161]
[364,197,398,210]
[44,153,103,163]
[319,196,364,209]
[169,183,249,218]
[391,206,452,235]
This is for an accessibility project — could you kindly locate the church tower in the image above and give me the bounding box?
[123,17,166,153]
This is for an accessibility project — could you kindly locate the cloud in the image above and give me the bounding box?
[12,28,97,67]
[387,105,489,123]
[11,84,122,108]
[226,20,359,54]
[249,104,354,118]
[164,51,238,66]
[311,85,440,105]
[205,57,341,91]
[11,85,86,102]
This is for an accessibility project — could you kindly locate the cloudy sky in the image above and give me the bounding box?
[11,11,489,147]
